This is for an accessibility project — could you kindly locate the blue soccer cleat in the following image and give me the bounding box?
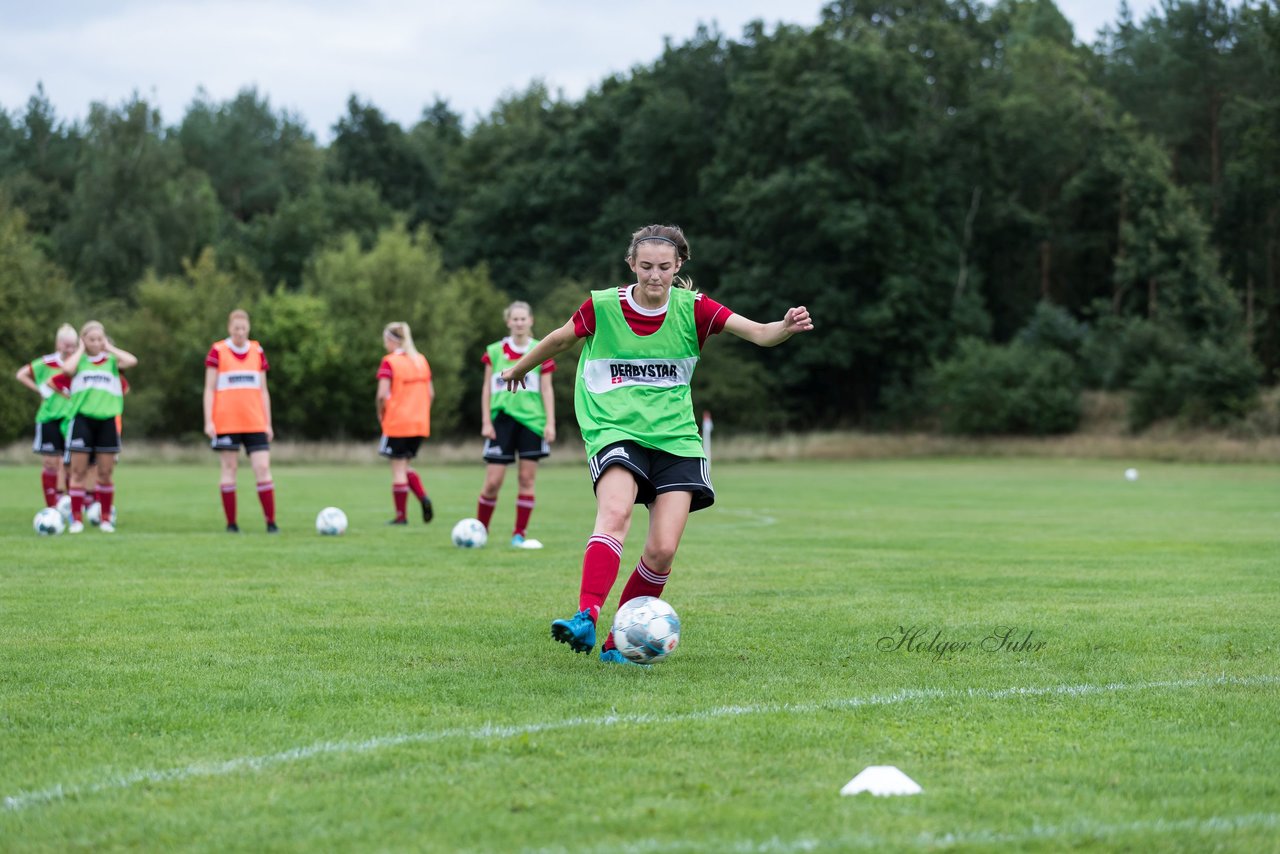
[600,648,650,668]
[551,609,596,653]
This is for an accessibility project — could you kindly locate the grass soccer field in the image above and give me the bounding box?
[1,458,1278,852]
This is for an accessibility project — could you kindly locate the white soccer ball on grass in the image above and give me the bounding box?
[85,501,117,526]
[450,518,488,548]
[34,507,65,536]
[610,596,681,665]
[316,506,348,535]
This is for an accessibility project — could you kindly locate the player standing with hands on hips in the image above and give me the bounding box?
[15,323,80,508]
[476,301,557,548]
[500,224,814,664]
[204,310,278,533]
[58,321,138,533]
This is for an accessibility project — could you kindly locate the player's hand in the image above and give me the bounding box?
[481,421,496,440]
[783,306,814,335]
[500,368,526,392]
[544,423,556,443]
[204,421,217,440]
[265,426,274,442]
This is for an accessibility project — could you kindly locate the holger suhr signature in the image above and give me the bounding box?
[877,625,1046,660]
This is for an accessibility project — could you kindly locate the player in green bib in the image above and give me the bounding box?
[14,324,81,507]
[475,301,557,548]
[57,321,138,533]
[500,224,814,664]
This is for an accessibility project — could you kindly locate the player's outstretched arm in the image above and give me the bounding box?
[501,319,578,390]
[724,306,814,347]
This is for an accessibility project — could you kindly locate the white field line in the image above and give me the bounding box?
[3,673,1277,814]
[528,812,1280,853]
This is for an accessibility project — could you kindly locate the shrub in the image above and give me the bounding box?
[1128,338,1262,430]
[931,339,1082,435]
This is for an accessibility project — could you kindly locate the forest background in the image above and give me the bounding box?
[2,0,1278,445]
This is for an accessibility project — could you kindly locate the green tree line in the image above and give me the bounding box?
[2,0,1277,443]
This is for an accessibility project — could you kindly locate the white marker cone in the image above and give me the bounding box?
[840,765,922,797]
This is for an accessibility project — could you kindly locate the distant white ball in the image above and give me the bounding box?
[1124,468,1139,481]
[34,507,65,536]
[450,518,488,548]
[611,596,681,664]
[55,493,72,522]
[316,506,348,535]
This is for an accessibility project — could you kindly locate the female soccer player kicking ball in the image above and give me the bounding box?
[475,301,557,548]
[501,224,814,664]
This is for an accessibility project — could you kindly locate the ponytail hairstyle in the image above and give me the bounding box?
[383,321,418,356]
[55,323,78,346]
[625,224,694,290]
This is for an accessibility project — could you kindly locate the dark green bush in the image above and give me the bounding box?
[1128,338,1262,430]
[931,339,1082,435]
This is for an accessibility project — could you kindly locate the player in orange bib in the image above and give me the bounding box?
[203,309,278,533]
[377,322,434,525]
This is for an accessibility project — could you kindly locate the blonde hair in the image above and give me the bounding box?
[228,309,250,325]
[625,224,695,291]
[55,323,78,345]
[81,320,105,338]
[504,301,532,321]
[383,321,418,355]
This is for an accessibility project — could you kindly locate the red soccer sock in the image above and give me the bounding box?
[256,480,275,524]
[578,533,624,623]
[85,489,97,506]
[70,488,85,522]
[42,471,58,507]
[514,493,535,537]
[221,483,237,525]
[96,483,115,522]
[602,558,671,651]
[476,495,497,530]
[393,484,409,521]
[405,469,426,500]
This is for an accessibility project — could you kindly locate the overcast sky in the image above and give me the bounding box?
[1,0,1159,140]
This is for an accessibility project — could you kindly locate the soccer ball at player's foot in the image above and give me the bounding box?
[85,501,117,526]
[316,506,348,535]
[450,518,488,548]
[610,596,681,664]
[34,507,65,536]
